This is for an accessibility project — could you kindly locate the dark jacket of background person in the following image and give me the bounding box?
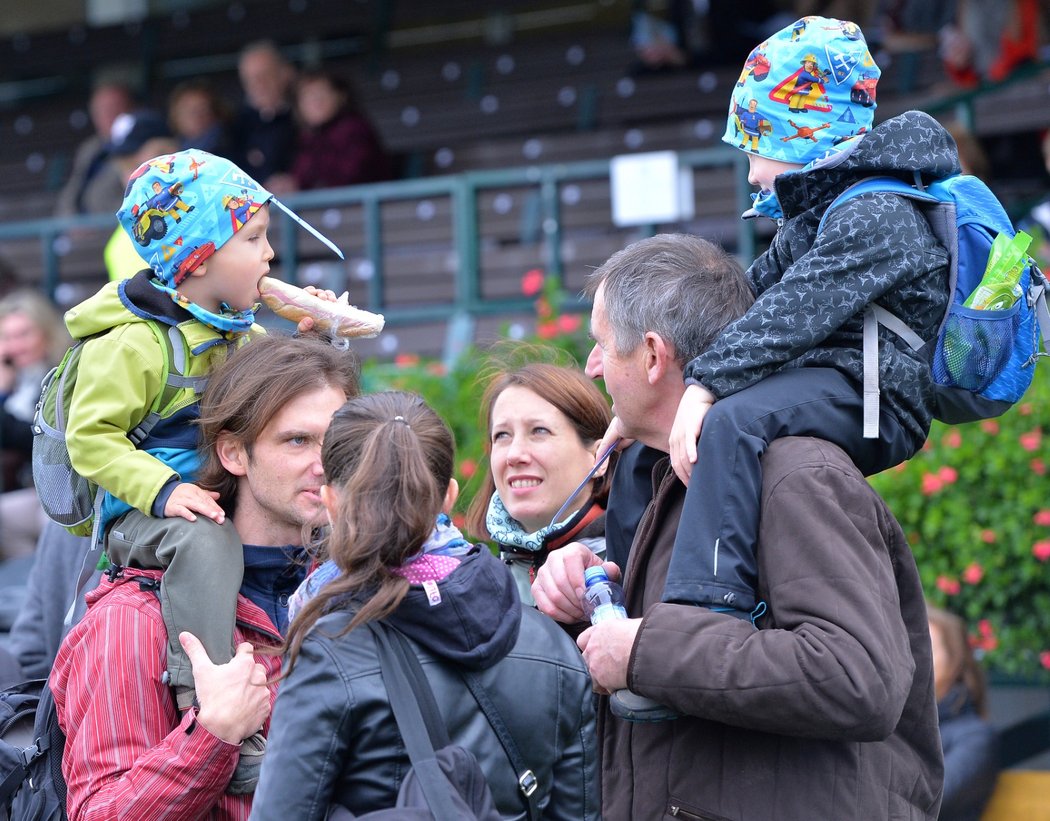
[599,437,943,820]
[938,683,999,821]
[231,106,296,184]
[251,548,599,821]
[291,109,392,190]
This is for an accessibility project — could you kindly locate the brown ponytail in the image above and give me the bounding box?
[282,391,454,674]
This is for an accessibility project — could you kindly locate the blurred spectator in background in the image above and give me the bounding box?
[279,70,393,191]
[630,0,690,71]
[231,41,297,190]
[940,0,1042,88]
[928,604,1000,821]
[1019,129,1050,275]
[630,0,794,72]
[167,79,232,156]
[102,111,180,282]
[54,82,135,217]
[945,120,991,180]
[0,256,19,301]
[0,289,71,559]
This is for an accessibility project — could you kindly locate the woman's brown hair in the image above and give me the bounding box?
[465,361,613,541]
[282,391,455,674]
[928,603,989,717]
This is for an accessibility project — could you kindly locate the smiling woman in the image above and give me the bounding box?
[465,362,615,605]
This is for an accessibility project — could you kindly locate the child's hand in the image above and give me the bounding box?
[597,416,634,460]
[164,482,225,524]
[669,384,716,485]
[294,286,340,333]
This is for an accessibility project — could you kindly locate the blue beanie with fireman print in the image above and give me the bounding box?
[724,16,881,166]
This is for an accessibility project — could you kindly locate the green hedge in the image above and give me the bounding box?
[869,369,1050,681]
[360,274,1050,681]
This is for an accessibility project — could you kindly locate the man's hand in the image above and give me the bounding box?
[577,618,642,694]
[293,285,338,333]
[532,542,620,624]
[164,482,225,523]
[669,383,717,485]
[596,416,633,461]
[182,632,270,745]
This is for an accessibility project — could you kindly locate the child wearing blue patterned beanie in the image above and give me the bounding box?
[602,17,959,650]
[62,148,345,790]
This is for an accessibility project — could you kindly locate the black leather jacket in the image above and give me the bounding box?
[251,548,600,821]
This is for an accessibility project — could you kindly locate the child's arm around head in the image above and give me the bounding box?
[669,382,717,484]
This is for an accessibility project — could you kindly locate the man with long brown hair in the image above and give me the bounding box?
[50,333,359,819]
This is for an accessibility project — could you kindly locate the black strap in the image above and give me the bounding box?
[367,622,460,820]
[460,671,540,821]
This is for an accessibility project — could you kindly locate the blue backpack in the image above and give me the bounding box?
[819,174,1050,427]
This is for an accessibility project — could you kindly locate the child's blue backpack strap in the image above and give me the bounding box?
[819,173,1048,431]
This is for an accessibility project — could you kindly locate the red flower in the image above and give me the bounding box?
[1034,510,1050,527]
[458,458,477,479]
[556,313,582,333]
[394,353,420,368]
[426,362,447,376]
[1032,458,1047,476]
[980,529,997,544]
[978,619,993,637]
[938,466,958,484]
[921,473,944,495]
[1020,429,1042,452]
[1033,540,1050,562]
[962,562,983,585]
[452,513,466,529]
[536,321,559,339]
[1020,402,1034,416]
[979,420,1000,435]
[942,430,962,448]
[534,296,552,319]
[521,268,545,297]
[936,575,961,595]
[1041,651,1050,671]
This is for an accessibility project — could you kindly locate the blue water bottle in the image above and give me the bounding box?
[580,566,679,722]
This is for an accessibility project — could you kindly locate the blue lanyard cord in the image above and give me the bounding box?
[547,439,619,529]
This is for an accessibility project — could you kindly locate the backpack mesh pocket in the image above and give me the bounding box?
[32,415,94,529]
[934,302,1021,394]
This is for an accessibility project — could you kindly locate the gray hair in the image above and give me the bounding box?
[586,234,754,365]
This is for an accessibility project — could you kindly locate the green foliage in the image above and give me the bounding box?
[869,370,1050,681]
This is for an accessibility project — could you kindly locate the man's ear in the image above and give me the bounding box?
[216,432,248,476]
[642,331,675,385]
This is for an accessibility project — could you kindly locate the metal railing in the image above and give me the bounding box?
[0,146,754,361]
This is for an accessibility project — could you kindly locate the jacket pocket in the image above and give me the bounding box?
[666,800,734,821]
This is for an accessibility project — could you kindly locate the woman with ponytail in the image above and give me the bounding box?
[251,391,599,821]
